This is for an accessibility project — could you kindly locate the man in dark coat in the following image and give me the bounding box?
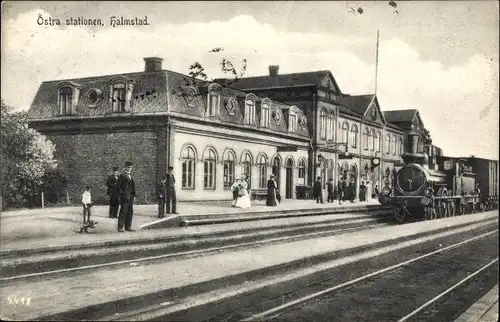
[106,166,120,218]
[348,178,357,203]
[327,178,335,203]
[117,161,136,232]
[156,176,167,218]
[313,176,324,204]
[337,180,344,205]
[165,166,178,215]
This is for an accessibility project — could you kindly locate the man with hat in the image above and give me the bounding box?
[117,161,136,232]
[106,166,121,218]
[156,176,167,218]
[165,166,178,215]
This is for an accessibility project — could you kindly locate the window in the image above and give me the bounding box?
[289,107,297,132]
[261,103,270,127]
[342,122,349,146]
[203,148,217,189]
[244,99,255,125]
[391,135,397,155]
[385,135,390,154]
[400,138,404,155]
[59,87,73,115]
[223,150,236,189]
[363,127,369,150]
[207,90,220,117]
[111,83,126,112]
[329,112,335,141]
[351,125,358,148]
[257,154,268,188]
[242,152,252,188]
[369,130,375,151]
[376,131,381,152]
[320,109,327,140]
[298,159,306,185]
[181,146,196,189]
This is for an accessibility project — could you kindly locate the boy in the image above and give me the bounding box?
[82,186,93,224]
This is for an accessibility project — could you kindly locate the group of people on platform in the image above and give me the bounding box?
[313,176,380,204]
[229,174,281,209]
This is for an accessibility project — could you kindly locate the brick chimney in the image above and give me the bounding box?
[144,57,163,72]
[269,65,279,76]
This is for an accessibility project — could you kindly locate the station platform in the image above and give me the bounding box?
[0,199,382,244]
[455,284,499,322]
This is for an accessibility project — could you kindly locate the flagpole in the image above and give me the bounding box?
[375,30,379,96]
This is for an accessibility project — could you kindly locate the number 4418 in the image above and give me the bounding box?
[8,295,31,305]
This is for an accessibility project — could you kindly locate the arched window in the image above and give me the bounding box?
[385,135,390,154]
[376,131,381,152]
[261,102,270,127]
[257,154,268,188]
[223,150,236,189]
[298,158,306,185]
[329,112,335,141]
[289,107,298,133]
[391,135,397,155]
[369,129,375,151]
[244,97,256,125]
[181,146,196,189]
[207,85,221,117]
[342,122,349,146]
[320,109,327,140]
[58,87,73,115]
[363,127,369,150]
[242,152,252,188]
[203,148,217,189]
[351,125,358,148]
[399,138,404,155]
[111,82,126,112]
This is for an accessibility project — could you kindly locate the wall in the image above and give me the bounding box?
[46,130,158,204]
[171,129,309,201]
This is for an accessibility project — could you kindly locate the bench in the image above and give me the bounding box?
[250,188,267,201]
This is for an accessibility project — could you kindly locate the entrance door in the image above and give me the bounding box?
[272,157,281,191]
[285,158,294,199]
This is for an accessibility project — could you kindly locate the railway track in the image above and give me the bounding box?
[240,230,500,322]
[103,218,498,322]
[0,211,393,282]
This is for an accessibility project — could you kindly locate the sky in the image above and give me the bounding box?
[1,1,499,159]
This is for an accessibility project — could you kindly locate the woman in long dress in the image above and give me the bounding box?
[266,174,278,207]
[235,176,251,209]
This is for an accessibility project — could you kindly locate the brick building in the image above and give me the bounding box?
[27,58,311,204]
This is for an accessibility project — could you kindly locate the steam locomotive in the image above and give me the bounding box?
[379,152,499,222]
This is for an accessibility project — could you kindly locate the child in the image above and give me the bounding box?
[82,186,93,224]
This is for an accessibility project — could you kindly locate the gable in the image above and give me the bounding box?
[411,111,426,130]
[319,72,341,94]
[364,97,386,125]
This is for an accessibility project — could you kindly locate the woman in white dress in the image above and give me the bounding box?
[235,176,251,209]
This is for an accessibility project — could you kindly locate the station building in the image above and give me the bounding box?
[27,58,311,204]
[218,66,405,197]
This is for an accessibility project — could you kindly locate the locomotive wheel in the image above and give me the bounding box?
[394,207,406,223]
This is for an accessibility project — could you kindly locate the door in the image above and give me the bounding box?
[272,157,281,191]
[285,158,294,199]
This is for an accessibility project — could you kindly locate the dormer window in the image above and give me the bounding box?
[289,106,298,133]
[111,83,126,112]
[244,94,257,125]
[260,99,271,127]
[59,87,73,115]
[207,84,221,117]
[109,77,133,113]
[57,81,81,116]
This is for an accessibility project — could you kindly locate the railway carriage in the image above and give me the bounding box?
[379,152,499,222]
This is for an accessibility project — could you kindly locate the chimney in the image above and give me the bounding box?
[144,57,163,72]
[269,65,279,76]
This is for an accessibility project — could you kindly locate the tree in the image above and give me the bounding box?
[1,100,58,209]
